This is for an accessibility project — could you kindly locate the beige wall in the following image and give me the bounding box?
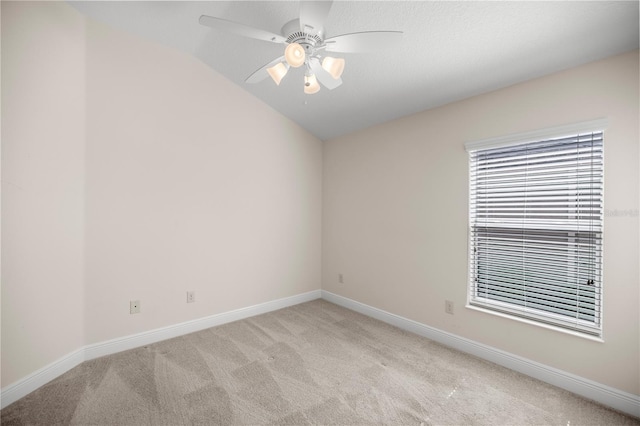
[83,18,322,344]
[1,2,86,387]
[1,1,322,388]
[323,50,640,394]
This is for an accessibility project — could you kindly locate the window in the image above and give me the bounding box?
[465,120,605,337]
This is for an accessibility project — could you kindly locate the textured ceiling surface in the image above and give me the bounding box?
[70,1,639,141]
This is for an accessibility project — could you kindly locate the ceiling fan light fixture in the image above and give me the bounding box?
[304,74,320,94]
[322,57,345,79]
[285,42,306,67]
[267,62,289,85]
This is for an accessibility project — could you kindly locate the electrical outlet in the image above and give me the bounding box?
[339,273,344,284]
[445,300,454,315]
[187,291,195,303]
[130,300,141,314]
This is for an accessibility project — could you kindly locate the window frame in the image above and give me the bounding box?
[464,119,607,338]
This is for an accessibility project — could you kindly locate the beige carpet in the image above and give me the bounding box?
[2,299,638,425]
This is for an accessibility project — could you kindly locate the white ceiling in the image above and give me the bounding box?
[70,1,639,141]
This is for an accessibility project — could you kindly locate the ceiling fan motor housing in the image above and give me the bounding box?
[282,19,323,55]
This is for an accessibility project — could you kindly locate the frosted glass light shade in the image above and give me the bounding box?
[284,43,306,68]
[304,74,320,94]
[322,57,345,79]
[267,62,289,85]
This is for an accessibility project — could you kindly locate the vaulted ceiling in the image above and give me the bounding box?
[71,1,639,141]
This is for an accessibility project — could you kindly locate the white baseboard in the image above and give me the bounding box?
[84,290,321,361]
[1,348,85,410]
[1,290,321,409]
[3,289,638,418]
[321,290,640,419]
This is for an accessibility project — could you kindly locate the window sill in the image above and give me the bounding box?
[465,304,604,343]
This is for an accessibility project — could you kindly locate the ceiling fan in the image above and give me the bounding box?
[199,1,403,94]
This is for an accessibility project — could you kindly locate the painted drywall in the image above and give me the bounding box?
[83,18,322,344]
[1,1,86,387]
[1,1,322,389]
[323,50,640,395]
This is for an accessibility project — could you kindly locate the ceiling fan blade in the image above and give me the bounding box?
[308,57,342,90]
[324,31,403,53]
[299,1,333,35]
[199,15,286,44]
[245,56,286,84]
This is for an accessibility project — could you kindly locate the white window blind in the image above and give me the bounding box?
[466,125,604,336]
